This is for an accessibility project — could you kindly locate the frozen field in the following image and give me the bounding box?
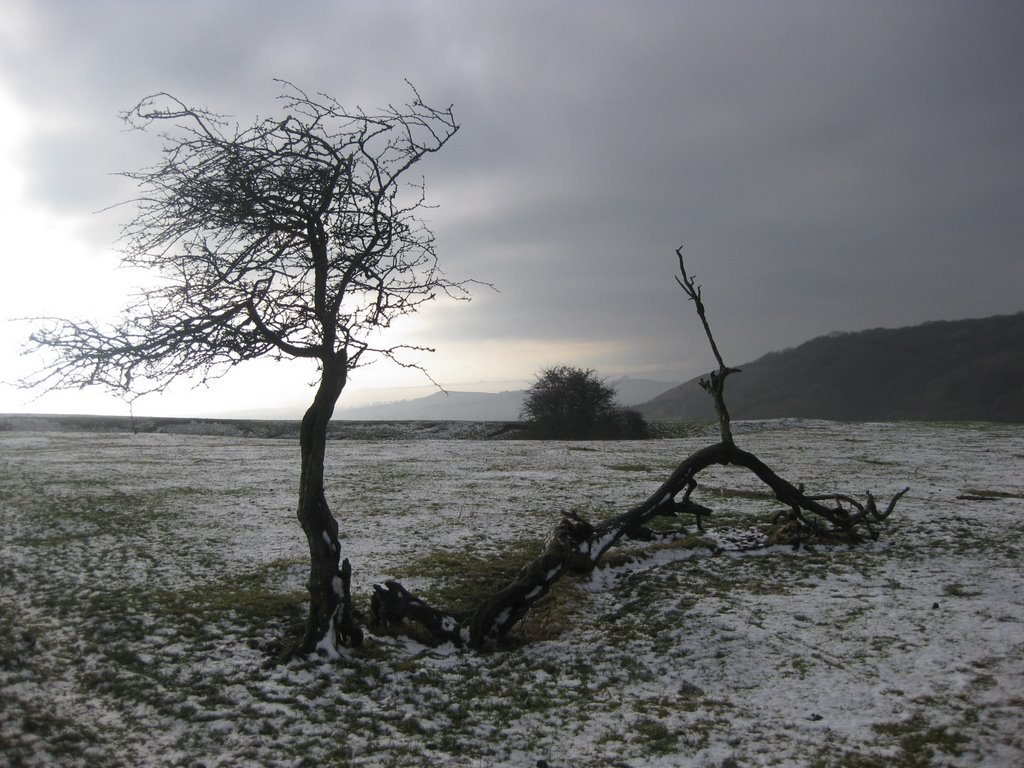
[1,420,1022,767]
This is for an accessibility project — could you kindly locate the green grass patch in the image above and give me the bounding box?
[401,539,545,616]
[942,582,983,598]
[157,559,308,637]
[873,714,970,767]
[633,717,679,753]
[74,558,309,660]
[398,537,586,643]
[704,485,775,501]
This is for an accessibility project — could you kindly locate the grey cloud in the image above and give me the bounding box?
[2,0,1022,391]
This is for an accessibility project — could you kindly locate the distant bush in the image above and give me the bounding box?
[603,407,650,440]
[520,365,648,439]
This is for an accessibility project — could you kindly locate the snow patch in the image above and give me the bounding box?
[3,422,1022,767]
[314,619,340,660]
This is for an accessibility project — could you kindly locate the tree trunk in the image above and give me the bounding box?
[296,357,362,656]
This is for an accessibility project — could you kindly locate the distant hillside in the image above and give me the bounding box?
[337,390,526,421]
[637,312,1024,423]
[335,377,674,421]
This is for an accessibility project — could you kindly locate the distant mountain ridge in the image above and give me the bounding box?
[637,312,1024,423]
[335,377,675,421]
[338,390,525,421]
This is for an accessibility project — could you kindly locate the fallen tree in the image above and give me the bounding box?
[370,249,909,649]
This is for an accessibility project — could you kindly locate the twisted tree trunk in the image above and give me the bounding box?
[296,357,362,656]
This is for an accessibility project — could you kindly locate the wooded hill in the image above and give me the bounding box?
[637,312,1024,423]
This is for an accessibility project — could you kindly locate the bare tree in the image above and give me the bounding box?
[22,82,476,656]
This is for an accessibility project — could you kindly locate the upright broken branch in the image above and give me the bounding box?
[674,246,740,445]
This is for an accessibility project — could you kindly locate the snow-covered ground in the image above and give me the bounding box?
[1,421,1022,766]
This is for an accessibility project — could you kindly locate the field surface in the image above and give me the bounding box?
[2,420,1022,767]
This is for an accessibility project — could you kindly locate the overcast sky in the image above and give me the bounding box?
[1,0,1021,417]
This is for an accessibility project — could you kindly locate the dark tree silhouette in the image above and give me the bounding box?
[22,82,476,656]
[520,365,647,439]
[520,365,615,438]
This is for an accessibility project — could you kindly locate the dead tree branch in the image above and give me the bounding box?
[370,441,907,648]
[674,247,740,445]
[370,248,909,649]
